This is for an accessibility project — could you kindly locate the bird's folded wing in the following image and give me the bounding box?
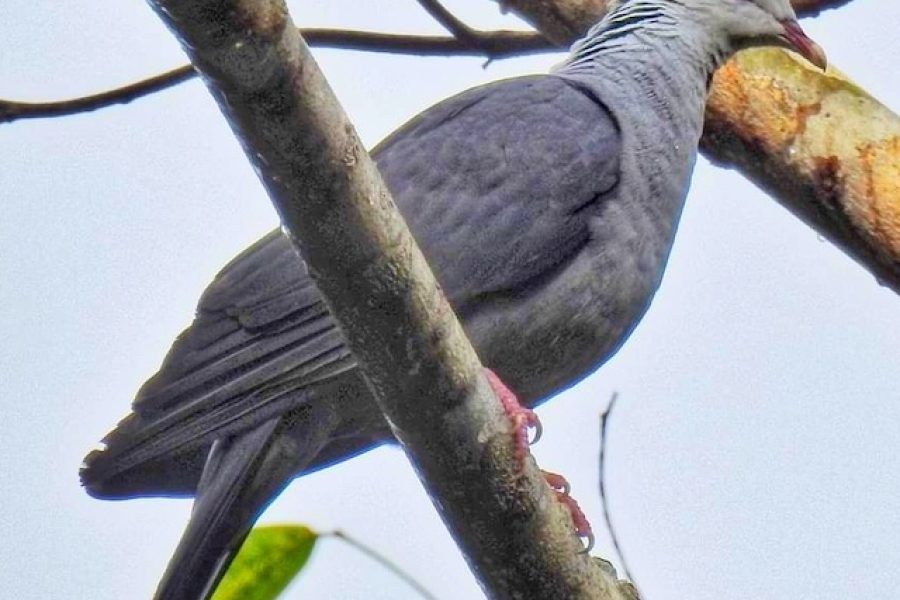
[81,232,356,497]
[374,75,621,316]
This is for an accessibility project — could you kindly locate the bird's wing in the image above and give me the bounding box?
[81,74,620,499]
[80,231,359,497]
[134,228,354,419]
[376,75,620,316]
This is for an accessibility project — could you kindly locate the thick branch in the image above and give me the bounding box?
[144,0,629,597]
[0,28,553,124]
[495,0,900,295]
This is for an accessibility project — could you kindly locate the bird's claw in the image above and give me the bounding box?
[542,470,594,552]
[528,415,543,445]
[484,369,591,551]
[484,368,542,468]
[542,470,571,496]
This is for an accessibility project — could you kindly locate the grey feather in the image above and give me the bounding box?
[81,0,815,597]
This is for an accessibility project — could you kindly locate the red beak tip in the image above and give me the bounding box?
[781,20,827,70]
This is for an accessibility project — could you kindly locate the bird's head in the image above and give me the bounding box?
[604,0,827,69]
[689,0,827,68]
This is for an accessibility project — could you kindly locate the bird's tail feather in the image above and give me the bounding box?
[154,409,333,600]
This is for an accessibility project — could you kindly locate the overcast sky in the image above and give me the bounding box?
[2,1,899,599]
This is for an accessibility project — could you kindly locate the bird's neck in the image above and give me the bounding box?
[553,4,734,166]
[555,4,731,107]
[552,5,734,269]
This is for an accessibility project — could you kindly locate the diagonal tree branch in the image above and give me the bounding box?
[496,0,900,296]
[143,0,632,597]
[0,28,554,124]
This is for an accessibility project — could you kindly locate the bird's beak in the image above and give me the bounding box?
[779,20,827,70]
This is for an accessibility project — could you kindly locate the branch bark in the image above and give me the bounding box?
[494,0,900,295]
[144,0,632,597]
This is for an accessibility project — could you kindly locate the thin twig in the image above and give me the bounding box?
[323,530,439,600]
[793,0,856,18]
[598,393,636,586]
[0,64,196,123]
[304,26,552,57]
[416,0,480,41]
[0,28,555,124]
[415,0,556,67]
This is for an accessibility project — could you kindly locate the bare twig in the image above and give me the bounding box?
[792,0,856,17]
[0,65,195,123]
[0,28,554,124]
[598,393,636,586]
[323,530,438,600]
[300,25,552,57]
[416,0,481,41]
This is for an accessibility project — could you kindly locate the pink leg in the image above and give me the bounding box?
[484,368,541,468]
[484,369,593,551]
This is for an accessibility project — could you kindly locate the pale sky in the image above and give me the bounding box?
[2,1,899,599]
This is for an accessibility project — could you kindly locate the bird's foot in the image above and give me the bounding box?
[544,470,594,552]
[483,369,591,550]
[484,368,542,468]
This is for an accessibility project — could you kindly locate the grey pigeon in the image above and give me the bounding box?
[81,1,825,598]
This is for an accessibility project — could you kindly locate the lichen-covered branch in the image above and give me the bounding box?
[494,0,900,294]
[144,0,630,597]
[704,51,900,292]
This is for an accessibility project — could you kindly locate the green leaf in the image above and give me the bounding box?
[211,525,319,600]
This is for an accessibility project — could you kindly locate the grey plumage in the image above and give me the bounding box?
[81,1,824,598]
